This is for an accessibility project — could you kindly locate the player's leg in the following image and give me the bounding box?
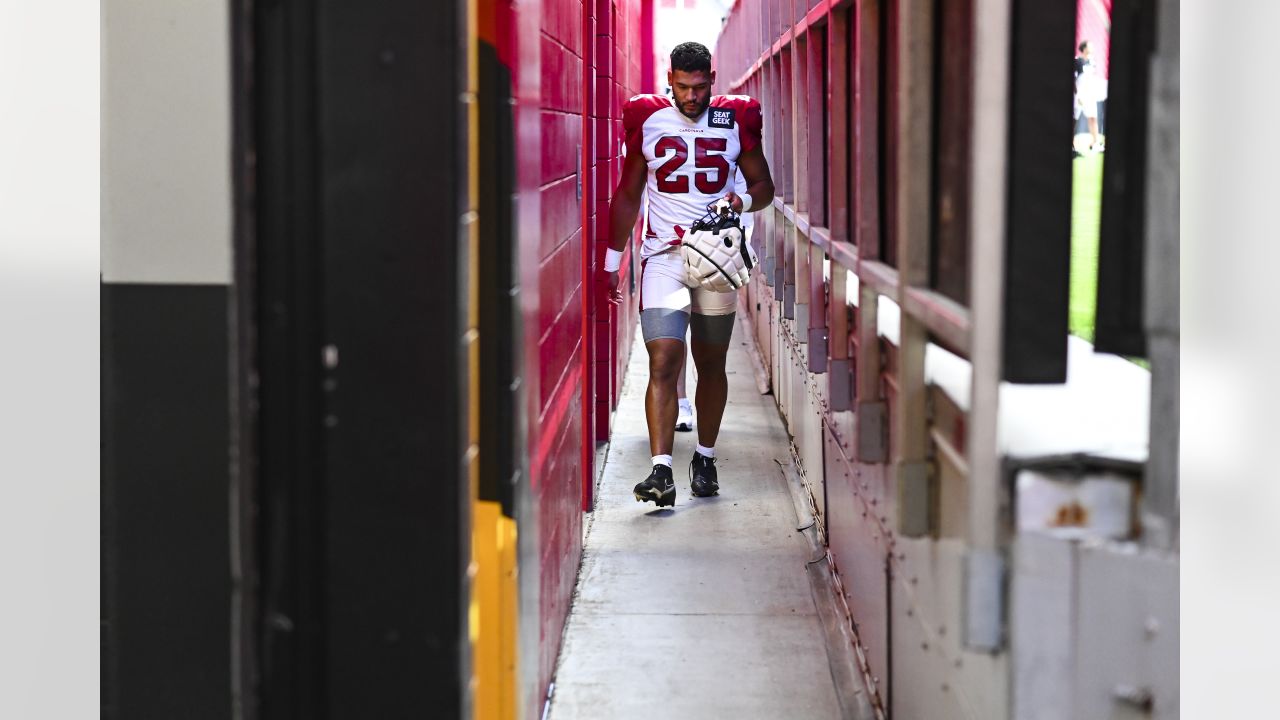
[686,288,737,497]
[1084,101,1101,150]
[633,253,692,506]
[689,336,730,449]
[644,336,685,457]
[1074,97,1085,156]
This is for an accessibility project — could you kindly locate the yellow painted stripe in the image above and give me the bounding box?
[472,500,518,720]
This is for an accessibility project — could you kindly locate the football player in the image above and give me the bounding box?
[599,41,775,506]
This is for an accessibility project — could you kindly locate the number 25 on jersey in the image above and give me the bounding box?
[654,136,729,195]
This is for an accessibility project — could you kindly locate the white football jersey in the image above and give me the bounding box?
[623,94,763,259]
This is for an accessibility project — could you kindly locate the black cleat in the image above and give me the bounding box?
[634,465,676,507]
[689,453,719,497]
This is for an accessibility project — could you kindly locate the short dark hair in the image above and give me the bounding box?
[1078,40,1089,53]
[670,42,712,74]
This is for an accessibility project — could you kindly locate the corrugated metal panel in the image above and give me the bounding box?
[1075,544,1178,719]
[824,450,892,709]
[715,2,1177,718]
[1011,533,1077,720]
[892,539,1009,720]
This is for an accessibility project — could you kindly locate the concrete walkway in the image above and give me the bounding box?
[547,320,840,720]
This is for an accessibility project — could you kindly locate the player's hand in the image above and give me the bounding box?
[723,191,745,214]
[599,268,623,306]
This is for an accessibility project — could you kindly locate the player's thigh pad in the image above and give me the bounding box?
[690,284,738,317]
[640,251,692,312]
[639,253,693,343]
[689,287,737,345]
[642,308,691,343]
[690,312,735,345]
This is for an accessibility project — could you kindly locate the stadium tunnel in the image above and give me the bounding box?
[101,0,1179,718]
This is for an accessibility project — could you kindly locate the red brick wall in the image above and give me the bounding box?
[520,0,649,714]
[590,0,646,454]
[534,0,586,708]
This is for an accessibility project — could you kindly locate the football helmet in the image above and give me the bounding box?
[680,198,758,292]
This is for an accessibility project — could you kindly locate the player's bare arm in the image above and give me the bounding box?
[726,145,774,213]
[601,146,649,305]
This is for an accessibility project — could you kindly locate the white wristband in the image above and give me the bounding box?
[604,247,623,272]
[739,192,754,213]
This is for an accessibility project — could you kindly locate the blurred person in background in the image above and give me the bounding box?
[1074,39,1106,153]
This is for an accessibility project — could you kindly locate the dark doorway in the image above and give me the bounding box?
[239,0,470,717]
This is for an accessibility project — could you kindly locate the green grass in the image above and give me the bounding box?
[1069,153,1104,343]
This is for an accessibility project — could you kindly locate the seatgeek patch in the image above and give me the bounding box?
[708,107,736,129]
